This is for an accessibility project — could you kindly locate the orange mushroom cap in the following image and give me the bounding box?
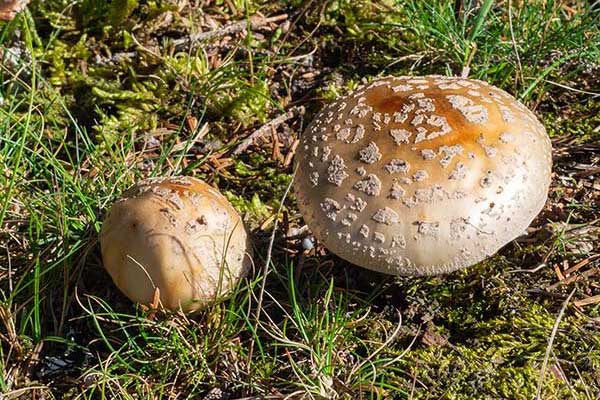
[294,76,552,275]
[100,176,252,312]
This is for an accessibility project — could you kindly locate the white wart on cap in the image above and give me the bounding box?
[294,75,552,275]
[100,176,252,312]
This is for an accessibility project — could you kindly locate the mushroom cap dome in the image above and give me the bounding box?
[100,176,252,311]
[294,75,552,275]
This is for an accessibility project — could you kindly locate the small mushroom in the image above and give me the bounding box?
[294,75,552,275]
[100,176,252,312]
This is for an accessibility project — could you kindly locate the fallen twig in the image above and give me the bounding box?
[546,267,599,291]
[563,254,600,276]
[574,294,600,307]
[173,14,289,48]
[574,166,600,178]
[283,139,300,167]
[535,288,575,400]
[232,106,304,156]
[508,0,525,88]
[527,288,569,300]
[170,123,209,153]
[553,261,566,281]
[505,263,547,274]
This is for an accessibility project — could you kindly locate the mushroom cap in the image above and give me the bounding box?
[100,176,252,312]
[294,75,552,276]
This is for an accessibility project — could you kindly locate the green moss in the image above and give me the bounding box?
[543,99,600,141]
[109,0,140,27]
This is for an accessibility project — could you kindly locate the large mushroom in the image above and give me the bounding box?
[294,75,552,275]
[100,176,252,312]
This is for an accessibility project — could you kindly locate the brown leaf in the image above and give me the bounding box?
[421,322,448,347]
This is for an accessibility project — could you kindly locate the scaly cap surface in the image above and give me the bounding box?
[294,76,552,275]
[100,176,252,311]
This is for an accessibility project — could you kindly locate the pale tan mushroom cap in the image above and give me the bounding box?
[100,176,252,312]
[294,76,552,275]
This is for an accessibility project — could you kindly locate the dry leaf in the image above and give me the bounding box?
[421,321,449,348]
[0,0,30,21]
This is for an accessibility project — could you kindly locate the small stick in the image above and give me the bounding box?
[461,42,477,78]
[232,106,304,156]
[508,0,525,88]
[546,267,599,291]
[553,261,566,281]
[271,125,282,162]
[535,288,575,400]
[409,360,419,400]
[283,138,300,167]
[173,14,288,48]
[563,254,600,276]
[574,294,600,307]
[505,263,547,274]
[574,166,600,178]
[170,123,209,153]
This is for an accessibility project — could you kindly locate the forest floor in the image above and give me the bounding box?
[1,0,599,399]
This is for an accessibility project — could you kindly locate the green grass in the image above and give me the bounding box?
[1,0,599,398]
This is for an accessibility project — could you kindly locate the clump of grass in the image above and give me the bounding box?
[318,0,599,101]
